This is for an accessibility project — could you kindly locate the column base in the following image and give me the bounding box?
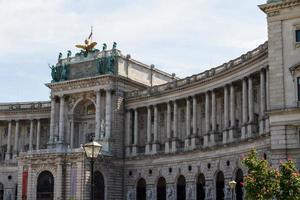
[171,139,179,152]
[222,130,228,144]
[145,143,152,155]
[265,117,270,133]
[191,136,199,149]
[241,125,247,140]
[203,134,209,148]
[5,153,10,161]
[132,145,138,156]
[184,137,191,150]
[126,146,132,157]
[152,143,160,154]
[228,128,235,142]
[165,140,171,153]
[209,133,215,147]
[247,123,254,138]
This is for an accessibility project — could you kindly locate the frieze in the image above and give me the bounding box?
[260,0,300,14]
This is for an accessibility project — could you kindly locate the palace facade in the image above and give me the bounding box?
[1,0,300,200]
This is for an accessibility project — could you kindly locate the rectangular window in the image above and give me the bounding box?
[296,30,300,43]
[298,77,300,101]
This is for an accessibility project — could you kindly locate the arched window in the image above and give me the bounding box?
[136,178,146,200]
[37,171,54,200]
[196,173,205,200]
[157,177,166,200]
[94,171,105,200]
[235,169,244,200]
[0,183,4,200]
[177,175,186,200]
[216,171,224,200]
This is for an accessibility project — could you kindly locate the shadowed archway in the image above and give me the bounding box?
[94,171,105,200]
[0,182,3,200]
[177,175,186,200]
[136,178,146,200]
[196,173,205,200]
[157,177,166,200]
[216,171,224,200]
[36,171,54,200]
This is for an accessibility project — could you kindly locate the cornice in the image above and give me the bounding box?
[259,0,300,14]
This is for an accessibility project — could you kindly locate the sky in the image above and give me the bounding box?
[0,0,267,102]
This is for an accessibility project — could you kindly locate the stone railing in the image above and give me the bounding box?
[125,41,268,99]
[0,101,51,112]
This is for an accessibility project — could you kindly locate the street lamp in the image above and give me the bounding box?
[83,140,102,200]
[229,180,237,200]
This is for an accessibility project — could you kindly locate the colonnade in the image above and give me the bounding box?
[49,89,113,149]
[126,69,268,156]
[2,118,43,161]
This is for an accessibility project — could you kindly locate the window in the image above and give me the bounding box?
[296,30,300,43]
[297,77,300,101]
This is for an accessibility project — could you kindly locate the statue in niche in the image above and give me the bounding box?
[206,186,212,199]
[187,185,193,200]
[147,188,153,200]
[167,186,174,200]
[100,119,105,138]
[127,188,133,200]
[224,185,231,199]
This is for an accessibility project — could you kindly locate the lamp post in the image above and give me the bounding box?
[83,140,102,200]
[229,180,237,200]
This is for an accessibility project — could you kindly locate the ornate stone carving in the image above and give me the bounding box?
[166,185,174,200]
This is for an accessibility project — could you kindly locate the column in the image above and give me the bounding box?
[36,119,41,150]
[5,121,12,160]
[95,90,101,140]
[56,162,63,199]
[125,110,132,156]
[13,120,19,159]
[58,95,65,143]
[152,105,159,153]
[210,90,216,146]
[132,109,138,155]
[223,85,229,144]
[172,100,178,152]
[241,78,248,139]
[146,106,152,154]
[29,120,34,151]
[204,91,210,147]
[229,83,235,142]
[185,97,191,148]
[191,96,198,149]
[105,89,112,139]
[165,102,171,153]
[247,75,254,137]
[260,69,266,135]
[70,119,74,148]
[49,97,56,146]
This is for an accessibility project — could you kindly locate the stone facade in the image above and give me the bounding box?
[0,1,300,200]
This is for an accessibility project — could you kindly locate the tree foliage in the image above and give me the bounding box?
[243,149,300,200]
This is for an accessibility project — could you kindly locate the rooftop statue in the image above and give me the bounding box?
[75,27,97,53]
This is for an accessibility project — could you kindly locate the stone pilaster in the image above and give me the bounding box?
[191,96,198,149]
[29,120,34,151]
[36,119,41,150]
[5,120,12,160]
[185,97,191,148]
[58,95,65,143]
[247,75,254,137]
[146,106,152,154]
[229,83,235,142]
[260,69,266,135]
[172,100,178,152]
[125,110,132,156]
[241,78,248,139]
[165,102,171,153]
[210,90,216,146]
[223,85,229,144]
[152,105,159,154]
[95,90,101,140]
[48,96,56,147]
[105,89,112,139]
[132,109,138,155]
[56,162,63,200]
[13,120,19,160]
[204,91,210,147]
[70,119,74,148]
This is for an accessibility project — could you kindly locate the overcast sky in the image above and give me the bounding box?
[0,0,267,102]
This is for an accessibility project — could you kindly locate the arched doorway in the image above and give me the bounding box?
[136,178,146,200]
[196,173,205,200]
[0,183,3,200]
[36,171,54,200]
[157,177,166,200]
[94,171,105,200]
[216,171,224,200]
[235,169,244,200]
[177,175,186,200]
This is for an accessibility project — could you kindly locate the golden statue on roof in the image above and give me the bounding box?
[75,26,97,52]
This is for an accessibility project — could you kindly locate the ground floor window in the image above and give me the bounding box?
[216,171,224,200]
[197,173,205,200]
[94,171,105,200]
[177,175,186,200]
[136,178,146,200]
[157,177,166,200]
[36,171,54,200]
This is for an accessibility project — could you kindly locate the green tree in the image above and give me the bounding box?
[242,149,280,200]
